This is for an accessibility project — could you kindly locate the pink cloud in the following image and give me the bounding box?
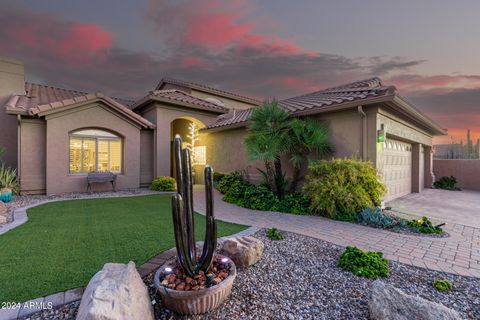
[181,56,204,67]
[388,74,480,93]
[272,76,323,92]
[147,0,311,56]
[0,6,113,64]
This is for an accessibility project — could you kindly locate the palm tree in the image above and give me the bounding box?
[287,118,334,191]
[245,100,291,197]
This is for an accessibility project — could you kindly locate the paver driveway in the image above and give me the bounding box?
[193,186,480,278]
[387,189,480,228]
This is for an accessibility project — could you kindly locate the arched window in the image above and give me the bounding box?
[69,129,122,174]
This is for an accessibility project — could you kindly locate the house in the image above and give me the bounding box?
[0,57,446,201]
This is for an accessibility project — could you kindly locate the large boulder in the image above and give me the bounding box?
[0,201,7,215]
[369,280,462,320]
[220,236,264,269]
[76,261,154,320]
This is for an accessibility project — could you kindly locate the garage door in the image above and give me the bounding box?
[382,139,412,201]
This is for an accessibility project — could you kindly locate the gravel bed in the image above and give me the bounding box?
[20,301,80,320]
[20,230,480,320]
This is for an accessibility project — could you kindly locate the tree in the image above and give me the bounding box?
[287,118,334,191]
[245,100,291,197]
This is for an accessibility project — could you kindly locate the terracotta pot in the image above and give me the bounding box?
[153,255,237,315]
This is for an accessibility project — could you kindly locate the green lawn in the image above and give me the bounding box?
[0,195,247,302]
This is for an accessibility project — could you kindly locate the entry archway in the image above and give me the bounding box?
[170,117,207,184]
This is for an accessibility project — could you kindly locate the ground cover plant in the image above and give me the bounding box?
[337,246,389,279]
[150,176,176,191]
[432,279,453,292]
[217,172,310,214]
[0,195,247,302]
[303,159,386,220]
[407,216,444,234]
[433,176,461,191]
[266,227,284,240]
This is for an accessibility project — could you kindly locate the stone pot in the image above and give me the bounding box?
[154,255,236,315]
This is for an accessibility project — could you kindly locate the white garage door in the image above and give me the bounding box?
[382,139,412,201]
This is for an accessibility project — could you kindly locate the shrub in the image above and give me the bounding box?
[356,207,399,229]
[407,216,443,234]
[217,172,245,194]
[212,172,226,183]
[0,163,20,194]
[273,193,311,215]
[266,228,284,240]
[303,159,386,219]
[338,246,389,279]
[150,176,176,191]
[433,176,461,191]
[432,279,453,292]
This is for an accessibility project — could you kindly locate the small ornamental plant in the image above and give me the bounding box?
[432,279,453,293]
[150,176,176,191]
[338,246,389,279]
[407,216,444,234]
[266,228,284,240]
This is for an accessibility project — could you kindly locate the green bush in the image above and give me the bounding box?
[0,163,20,194]
[433,176,461,191]
[432,279,453,292]
[266,228,284,240]
[219,172,311,214]
[150,176,176,191]
[356,207,399,229]
[217,172,245,194]
[212,172,226,183]
[303,159,386,219]
[407,216,443,234]
[338,246,389,279]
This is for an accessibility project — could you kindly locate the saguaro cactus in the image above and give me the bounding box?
[171,134,217,277]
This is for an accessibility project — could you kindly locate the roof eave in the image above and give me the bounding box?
[390,95,447,136]
[134,95,228,115]
[32,96,155,129]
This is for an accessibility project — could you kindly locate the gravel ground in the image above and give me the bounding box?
[19,229,480,320]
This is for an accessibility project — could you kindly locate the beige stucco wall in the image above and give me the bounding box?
[0,57,25,169]
[433,160,480,191]
[45,103,142,194]
[140,129,154,186]
[19,118,46,194]
[191,89,258,110]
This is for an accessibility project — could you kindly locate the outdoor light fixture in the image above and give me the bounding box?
[221,257,229,263]
[377,124,386,142]
[164,267,172,273]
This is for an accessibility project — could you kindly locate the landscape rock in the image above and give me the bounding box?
[369,280,462,320]
[0,215,6,225]
[0,201,7,215]
[76,261,154,320]
[220,236,264,268]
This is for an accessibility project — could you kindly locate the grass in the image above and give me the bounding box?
[0,194,248,302]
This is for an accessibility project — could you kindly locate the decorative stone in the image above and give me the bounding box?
[76,261,154,320]
[0,201,7,215]
[0,215,6,225]
[220,236,264,268]
[369,280,462,320]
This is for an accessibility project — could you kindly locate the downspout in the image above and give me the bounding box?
[17,114,21,192]
[357,105,367,161]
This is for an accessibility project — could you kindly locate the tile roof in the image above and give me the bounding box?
[4,83,154,129]
[202,108,252,130]
[156,78,262,106]
[203,77,399,131]
[279,77,396,114]
[131,89,229,113]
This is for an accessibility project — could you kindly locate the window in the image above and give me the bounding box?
[69,129,122,174]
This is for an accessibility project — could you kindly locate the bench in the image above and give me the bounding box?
[87,172,117,193]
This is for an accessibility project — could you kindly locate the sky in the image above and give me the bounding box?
[1,0,479,144]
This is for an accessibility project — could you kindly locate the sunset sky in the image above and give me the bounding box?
[1,0,479,143]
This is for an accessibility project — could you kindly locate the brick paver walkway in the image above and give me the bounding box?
[193,186,480,278]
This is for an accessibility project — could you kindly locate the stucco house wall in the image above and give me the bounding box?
[45,103,142,194]
[140,130,154,186]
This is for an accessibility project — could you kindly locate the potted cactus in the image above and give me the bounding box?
[154,135,236,315]
[0,164,18,202]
